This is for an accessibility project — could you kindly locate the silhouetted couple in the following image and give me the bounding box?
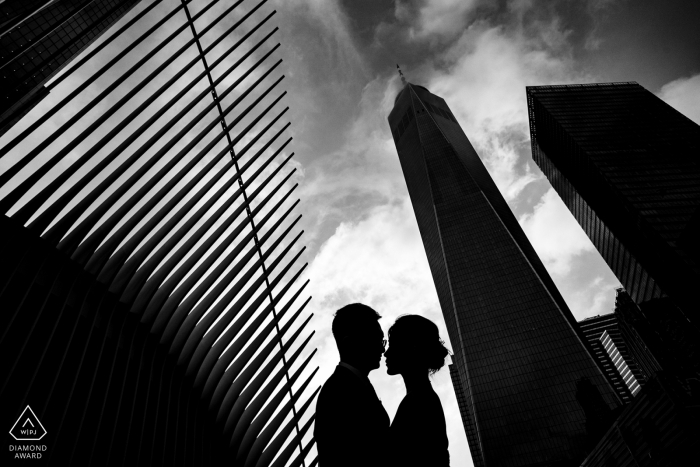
[315,303,450,467]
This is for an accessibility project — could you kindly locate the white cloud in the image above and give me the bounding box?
[296,77,408,252]
[306,200,435,312]
[478,129,540,201]
[519,188,595,276]
[413,0,481,40]
[426,21,584,201]
[567,276,616,320]
[517,189,621,321]
[429,21,577,138]
[275,0,367,79]
[658,73,700,125]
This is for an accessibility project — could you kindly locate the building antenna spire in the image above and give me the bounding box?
[397,64,407,86]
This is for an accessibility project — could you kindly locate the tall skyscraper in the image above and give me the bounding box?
[526,82,699,324]
[1,0,144,136]
[389,82,620,467]
[526,82,700,387]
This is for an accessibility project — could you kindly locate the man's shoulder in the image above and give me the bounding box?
[318,367,363,400]
[315,366,390,467]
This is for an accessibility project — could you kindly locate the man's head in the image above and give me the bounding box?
[332,303,385,373]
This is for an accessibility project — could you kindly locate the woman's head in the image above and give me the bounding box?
[384,314,449,376]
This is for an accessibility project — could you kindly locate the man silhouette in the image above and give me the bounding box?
[314,303,389,467]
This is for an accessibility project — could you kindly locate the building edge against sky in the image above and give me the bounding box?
[525,82,699,329]
[0,0,145,137]
[526,82,700,390]
[389,82,621,467]
[527,82,700,466]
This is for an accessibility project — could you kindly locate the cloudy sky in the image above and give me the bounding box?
[268,0,700,464]
[1,0,699,465]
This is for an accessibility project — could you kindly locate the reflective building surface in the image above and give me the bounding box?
[527,83,700,466]
[389,83,620,467]
[0,0,144,136]
[527,82,700,395]
[526,82,700,329]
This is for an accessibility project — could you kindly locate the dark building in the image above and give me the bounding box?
[580,372,700,467]
[525,82,699,328]
[578,313,645,401]
[1,1,317,465]
[613,287,700,397]
[526,82,700,391]
[1,0,144,136]
[389,82,621,467]
[612,290,664,382]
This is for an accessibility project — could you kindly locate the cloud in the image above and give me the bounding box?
[658,73,700,125]
[424,19,582,201]
[275,0,367,81]
[306,198,439,318]
[296,77,407,253]
[517,189,621,320]
[413,0,481,40]
[566,276,616,320]
[477,127,540,202]
[519,188,595,276]
[429,21,578,138]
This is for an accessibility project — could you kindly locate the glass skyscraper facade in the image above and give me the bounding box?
[526,82,699,327]
[389,83,620,467]
[526,82,700,389]
[0,0,143,135]
[526,84,700,465]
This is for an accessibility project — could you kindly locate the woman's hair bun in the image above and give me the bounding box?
[389,314,452,375]
[427,338,450,375]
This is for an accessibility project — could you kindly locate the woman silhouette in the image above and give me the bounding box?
[384,314,450,466]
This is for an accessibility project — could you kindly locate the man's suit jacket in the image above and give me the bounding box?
[314,365,390,467]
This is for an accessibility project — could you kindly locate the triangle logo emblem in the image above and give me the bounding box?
[9,406,46,441]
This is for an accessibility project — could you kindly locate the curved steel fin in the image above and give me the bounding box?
[218,314,313,427]
[133,122,291,320]
[209,296,312,414]
[265,421,316,467]
[243,386,319,467]
[228,351,317,455]
[197,271,308,400]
